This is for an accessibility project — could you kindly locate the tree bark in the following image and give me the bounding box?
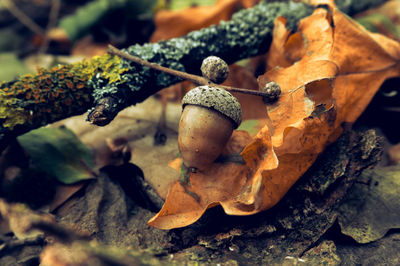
[0,0,387,151]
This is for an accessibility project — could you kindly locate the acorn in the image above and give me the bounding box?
[178,85,242,171]
[262,81,281,104]
[200,56,229,84]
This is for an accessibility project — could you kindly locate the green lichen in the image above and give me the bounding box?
[72,54,129,84]
[0,88,29,129]
[0,64,93,130]
[0,53,128,130]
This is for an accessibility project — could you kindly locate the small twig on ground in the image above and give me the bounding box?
[38,0,61,54]
[107,45,271,98]
[0,235,44,256]
[31,220,91,243]
[2,0,46,36]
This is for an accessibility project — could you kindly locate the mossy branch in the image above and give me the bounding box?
[0,0,387,151]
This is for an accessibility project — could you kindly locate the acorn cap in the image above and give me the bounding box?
[182,86,242,128]
[200,56,229,84]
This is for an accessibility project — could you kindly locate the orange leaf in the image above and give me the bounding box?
[150,0,260,42]
[149,4,400,229]
[151,0,241,42]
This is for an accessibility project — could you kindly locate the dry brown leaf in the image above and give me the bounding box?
[71,36,107,58]
[148,2,400,229]
[150,0,259,42]
[241,0,260,8]
[265,16,306,70]
[0,199,54,239]
[49,183,86,212]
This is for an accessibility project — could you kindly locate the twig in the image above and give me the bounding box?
[2,0,46,36]
[31,220,91,243]
[0,235,44,256]
[107,45,271,98]
[38,0,61,54]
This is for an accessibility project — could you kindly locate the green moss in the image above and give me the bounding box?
[0,53,129,130]
[0,64,92,129]
[0,88,29,129]
[72,54,129,84]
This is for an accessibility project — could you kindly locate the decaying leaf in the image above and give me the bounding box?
[40,241,163,266]
[17,126,96,185]
[150,0,258,42]
[338,165,400,244]
[0,199,54,240]
[148,2,400,229]
[49,183,86,212]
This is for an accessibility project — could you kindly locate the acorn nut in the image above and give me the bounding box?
[200,56,229,84]
[262,81,281,104]
[178,85,242,171]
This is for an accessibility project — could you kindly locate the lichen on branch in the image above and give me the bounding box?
[0,54,126,129]
[87,1,314,124]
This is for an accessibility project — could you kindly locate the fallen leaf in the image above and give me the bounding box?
[71,36,107,58]
[265,16,306,71]
[17,126,96,185]
[149,2,400,229]
[150,0,258,42]
[0,199,54,240]
[40,240,163,266]
[338,165,400,243]
[49,183,86,212]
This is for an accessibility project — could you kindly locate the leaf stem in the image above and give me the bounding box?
[107,45,270,97]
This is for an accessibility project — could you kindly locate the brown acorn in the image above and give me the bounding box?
[262,81,281,104]
[178,85,242,171]
[200,56,230,84]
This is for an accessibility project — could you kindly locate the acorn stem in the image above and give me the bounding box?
[108,45,271,98]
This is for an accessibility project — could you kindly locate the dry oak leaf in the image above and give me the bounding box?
[150,0,259,42]
[148,3,400,229]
